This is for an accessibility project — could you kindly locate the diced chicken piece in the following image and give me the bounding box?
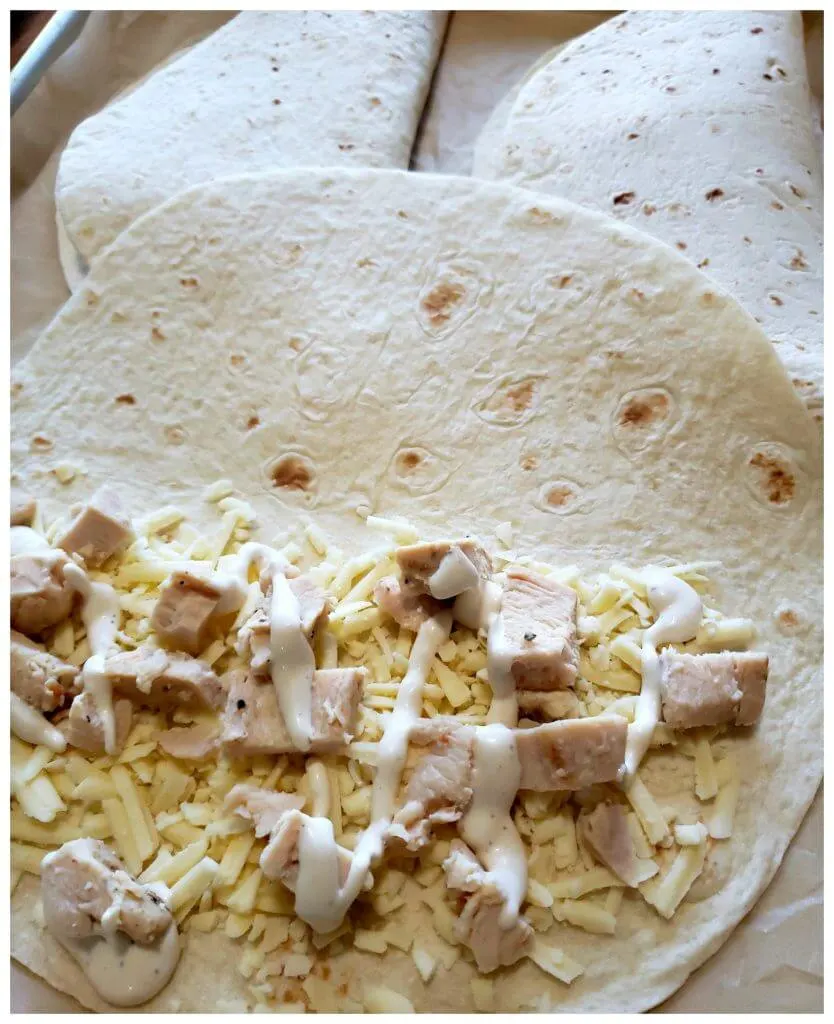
[660,651,768,729]
[10,488,36,527]
[578,802,656,887]
[222,667,363,757]
[103,648,225,711]
[374,576,444,632]
[65,693,133,753]
[151,571,226,656]
[517,689,582,721]
[41,837,171,944]
[237,574,330,676]
[157,721,220,761]
[10,630,78,711]
[225,785,355,892]
[56,486,133,567]
[515,717,627,791]
[396,539,493,599]
[499,568,578,690]
[443,840,533,973]
[10,531,75,637]
[391,722,474,850]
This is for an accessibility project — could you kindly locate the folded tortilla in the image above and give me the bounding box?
[54,11,447,285]
[473,11,823,419]
[11,168,821,1012]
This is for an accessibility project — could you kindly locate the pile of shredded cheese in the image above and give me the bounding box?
[11,489,746,1013]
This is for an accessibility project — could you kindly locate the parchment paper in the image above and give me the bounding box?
[10,10,823,1013]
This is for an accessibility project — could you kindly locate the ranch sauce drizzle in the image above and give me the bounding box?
[217,542,314,750]
[459,723,526,926]
[476,580,519,728]
[63,562,121,755]
[291,613,452,933]
[625,568,703,777]
[41,842,180,1006]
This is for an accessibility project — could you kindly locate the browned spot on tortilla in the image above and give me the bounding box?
[115,394,136,405]
[778,608,799,628]
[751,26,763,34]
[789,184,805,199]
[505,379,536,412]
[771,200,785,211]
[619,391,670,428]
[397,210,408,219]
[31,435,53,451]
[557,274,573,288]
[356,257,377,268]
[520,454,538,471]
[164,426,186,446]
[743,235,752,244]
[701,291,717,305]
[321,965,332,981]
[369,96,381,106]
[271,454,315,492]
[399,450,422,470]
[84,290,99,307]
[545,484,574,508]
[422,282,465,326]
[288,337,304,352]
[769,294,784,306]
[676,241,687,250]
[613,191,635,206]
[179,277,199,288]
[749,452,795,504]
[665,85,676,93]
[697,258,710,269]
[11,381,23,397]
[272,98,281,105]
[763,72,773,81]
[337,982,349,997]
[642,202,656,215]
[606,349,625,360]
[246,415,260,430]
[230,353,246,367]
[527,206,558,223]
[630,288,645,302]
[705,188,724,201]
[151,326,166,342]
[627,132,639,139]
[712,67,720,75]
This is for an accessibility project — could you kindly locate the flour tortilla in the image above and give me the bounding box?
[11,169,821,1012]
[55,11,446,283]
[473,11,823,418]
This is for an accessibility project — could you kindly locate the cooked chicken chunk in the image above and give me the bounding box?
[151,571,226,655]
[517,689,582,721]
[65,692,133,753]
[103,648,224,711]
[225,783,306,837]
[222,667,363,757]
[515,716,627,791]
[443,840,533,973]
[396,539,492,599]
[10,529,75,637]
[578,802,657,887]
[157,721,220,761]
[10,488,36,527]
[374,576,444,632]
[499,568,578,690]
[41,838,171,944]
[660,651,768,729]
[56,486,133,567]
[391,722,474,850]
[11,630,78,711]
[237,574,330,675]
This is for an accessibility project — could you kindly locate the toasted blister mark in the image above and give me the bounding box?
[267,452,317,495]
[389,445,453,496]
[417,255,493,339]
[472,373,545,428]
[612,386,677,454]
[534,479,587,517]
[526,268,593,320]
[742,442,804,511]
[773,601,808,636]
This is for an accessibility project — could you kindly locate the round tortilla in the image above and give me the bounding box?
[472,10,823,419]
[11,168,821,1012]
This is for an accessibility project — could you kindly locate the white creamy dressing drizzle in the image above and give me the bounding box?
[41,842,180,1007]
[10,692,67,752]
[63,561,121,755]
[625,568,703,777]
[53,923,180,1007]
[459,723,526,926]
[428,547,480,600]
[216,542,314,750]
[290,613,452,934]
[475,579,520,728]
